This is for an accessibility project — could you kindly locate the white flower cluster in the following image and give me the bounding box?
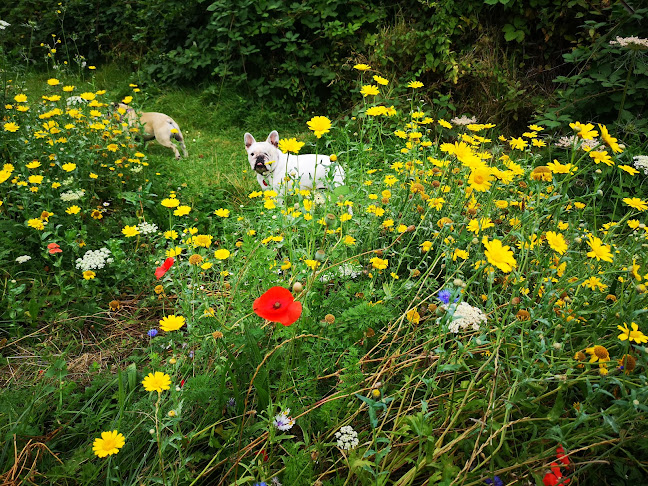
[66,96,86,106]
[60,189,86,202]
[273,409,295,431]
[335,425,359,450]
[319,262,362,282]
[610,36,648,49]
[443,302,488,333]
[16,255,31,263]
[75,248,113,271]
[555,135,602,150]
[633,155,648,175]
[0,20,10,30]
[137,221,158,235]
[451,115,478,126]
[130,165,144,173]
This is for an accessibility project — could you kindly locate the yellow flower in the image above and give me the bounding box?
[305,259,320,270]
[545,231,568,255]
[61,163,77,172]
[122,225,140,237]
[581,276,607,291]
[307,116,332,138]
[617,322,648,344]
[28,174,44,184]
[28,218,46,230]
[421,241,433,252]
[277,138,305,154]
[370,256,388,270]
[570,122,598,140]
[3,122,19,132]
[161,198,180,208]
[343,235,356,246]
[92,431,125,458]
[373,75,389,85]
[407,81,424,89]
[623,197,648,211]
[214,249,231,260]
[585,345,610,363]
[174,205,191,216]
[360,85,380,97]
[83,270,96,280]
[482,237,517,273]
[47,78,60,86]
[141,371,172,392]
[353,63,371,71]
[586,236,613,262]
[14,94,28,103]
[159,315,185,332]
[406,309,420,324]
[214,208,230,217]
[66,205,81,215]
[598,124,623,153]
[164,230,178,239]
[619,165,639,175]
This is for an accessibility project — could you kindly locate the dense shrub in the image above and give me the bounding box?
[2,0,645,128]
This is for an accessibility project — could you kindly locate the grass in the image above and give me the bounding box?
[1,62,648,486]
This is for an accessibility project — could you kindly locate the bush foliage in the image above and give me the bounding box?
[1,0,646,128]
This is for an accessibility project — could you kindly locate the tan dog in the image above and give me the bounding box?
[116,103,188,159]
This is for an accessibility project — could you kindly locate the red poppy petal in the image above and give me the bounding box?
[278,301,303,326]
[550,463,562,477]
[543,474,559,486]
[163,257,175,270]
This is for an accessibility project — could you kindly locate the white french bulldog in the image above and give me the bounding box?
[244,131,345,195]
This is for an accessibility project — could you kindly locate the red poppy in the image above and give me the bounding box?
[543,462,570,486]
[556,445,569,466]
[253,286,302,326]
[155,257,175,280]
[47,243,62,254]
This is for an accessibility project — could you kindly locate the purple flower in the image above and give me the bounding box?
[484,476,503,486]
[438,289,452,304]
[147,329,158,338]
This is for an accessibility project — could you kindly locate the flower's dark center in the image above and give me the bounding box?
[273,301,282,309]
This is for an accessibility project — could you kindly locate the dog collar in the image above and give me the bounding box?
[262,180,268,186]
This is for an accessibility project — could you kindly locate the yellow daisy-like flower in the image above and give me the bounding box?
[545,231,568,255]
[342,235,356,246]
[570,122,598,140]
[482,237,517,273]
[83,270,96,280]
[617,322,648,344]
[307,116,332,138]
[174,205,191,216]
[47,78,60,86]
[161,198,180,208]
[586,236,613,262]
[277,137,305,154]
[66,205,81,215]
[598,124,623,153]
[585,345,610,363]
[61,163,77,172]
[468,167,493,192]
[122,225,140,237]
[360,85,380,97]
[353,63,371,71]
[373,75,388,85]
[14,94,28,103]
[3,122,19,132]
[159,315,185,332]
[407,81,424,89]
[214,249,231,260]
[141,371,172,393]
[622,197,648,212]
[214,208,230,217]
[406,309,420,324]
[304,259,321,270]
[92,430,126,458]
[28,218,46,230]
[370,256,388,270]
[421,241,433,252]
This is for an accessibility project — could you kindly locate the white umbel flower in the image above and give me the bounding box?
[16,255,32,263]
[442,302,487,333]
[335,425,359,450]
[633,155,648,175]
[75,248,113,271]
[137,221,158,235]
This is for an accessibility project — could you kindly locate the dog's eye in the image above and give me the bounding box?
[250,153,254,156]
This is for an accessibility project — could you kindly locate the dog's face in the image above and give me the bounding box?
[244,131,281,176]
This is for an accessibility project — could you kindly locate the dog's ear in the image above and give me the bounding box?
[266,131,279,148]
[244,133,256,150]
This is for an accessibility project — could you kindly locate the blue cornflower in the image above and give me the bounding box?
[484,476,503,486]
[147,329,158,338]
[253,483,268,486]
[438,289,452,304]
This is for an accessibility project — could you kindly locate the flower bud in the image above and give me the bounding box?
[315,249,327,262]
[292,281,304,293]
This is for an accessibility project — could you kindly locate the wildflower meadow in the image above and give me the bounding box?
[2,30,648,486]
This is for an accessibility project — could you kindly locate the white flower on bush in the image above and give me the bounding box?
[0,20,10,30]
[272,409,295,431]
[441,302,487,333]
[16,255,31,263]
[335,425,359,450]
[75,248,113,272]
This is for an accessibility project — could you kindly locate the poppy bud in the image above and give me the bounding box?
[292,281,303,293]
[315,249,326,262]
